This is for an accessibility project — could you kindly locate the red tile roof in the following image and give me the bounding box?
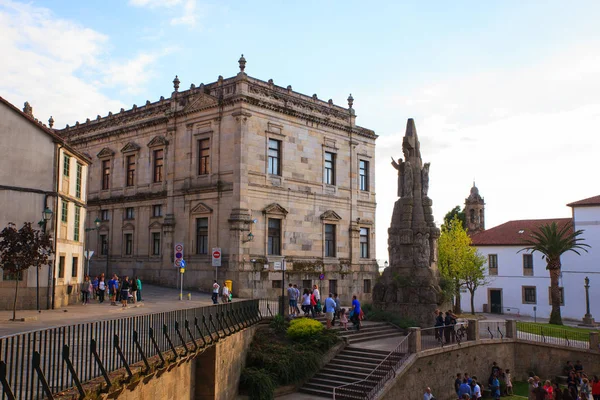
[567,195,600,207]
[470,218,572,246]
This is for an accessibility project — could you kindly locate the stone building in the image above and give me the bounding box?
[60,56,378,300]
[0,97,90,310]
[465,183,485,233]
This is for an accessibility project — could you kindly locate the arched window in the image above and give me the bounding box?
[470,209,475,223]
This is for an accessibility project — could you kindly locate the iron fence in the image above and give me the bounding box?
[479,321,506,340]
[516,322,589,349]
[0,299,261,400]
[420,322,469,350]
[332,333,411,400]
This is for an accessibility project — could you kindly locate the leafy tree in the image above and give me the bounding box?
[0,223,53,320]
[519,222,589,325]
[442,206,466,230]
[438,215,487,314]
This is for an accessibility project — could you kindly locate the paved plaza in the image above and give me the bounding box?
[0,284,218,337]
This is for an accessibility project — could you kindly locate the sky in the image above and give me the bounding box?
[2,0,600,263]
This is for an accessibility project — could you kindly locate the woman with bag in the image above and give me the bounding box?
[81,276,92,305]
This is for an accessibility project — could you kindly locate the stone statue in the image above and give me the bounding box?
[403,161,413,198]
[421,163,430,197]
[391,157,404,198]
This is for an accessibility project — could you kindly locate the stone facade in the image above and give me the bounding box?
[0,98,89,310]
[373,119,442,327]
[465,183,485,233]
[60,57,378,301]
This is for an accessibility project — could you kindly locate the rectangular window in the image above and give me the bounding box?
[102,160,110,190]
[329,279,338,295]
[523,254,533,276]
[75,163,82,198]
[74,206,81,242]
[324,152,336,185]
[196,218,208,255]
[324,224,336,257]
[58,256,65,278]
[100,210,109,221]
[522,286,537,304]
[548,287,565,306]
[359,160,369,191]
[272,280,282,289]
[488,254,498,276]
[63,154,71,177]
[153,149,164,183]
[268,139,281,175]
[153,205,162,217]
[61,200,68,223]
[359,228,369,258]
[71,257,78,277]
[302,280,312,291]
[198,139,210,175]
[125,207,135,220]
[126,155,135,187]
[124,233,133,255]
[100,234,108,255]
[152,232,161,256]
[364,279,372,294]
[268,218,282,255]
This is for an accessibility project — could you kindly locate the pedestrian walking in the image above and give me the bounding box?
[332,293,341,325]
[212,280,219,304]
[293,284,301,315]
[81,276,92,305]
[350,295,361,331]
[222,282,230,303]
[130,277,138,304]
[120,276,130,308]
[324,293,336,329]
[339,308,348,330]
[98,276,106,303]
[312,285,321,315]
[136,276,142,301]
[92,276,98,300]
[287,283,297,316]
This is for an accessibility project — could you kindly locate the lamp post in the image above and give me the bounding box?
[37,207,53,312]
[85,218,101,277]
[582,276,596,326]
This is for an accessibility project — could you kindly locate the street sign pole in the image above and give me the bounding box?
[174,243,184,300]
[212,248,222,283]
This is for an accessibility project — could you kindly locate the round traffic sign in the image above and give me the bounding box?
[175,259,181,266]
[319,274,325,280]
[175,252,183,259]
[213,250,221,259]
[175,244,183,252]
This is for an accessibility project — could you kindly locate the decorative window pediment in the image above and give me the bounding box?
[148,221,162,229]
[359,219,374,226]
[320,210,342,221]
[147,136,169,148]
[191,202,213,214]
[121,142,140,153]
[97,148,115,159]
[122,222,135,231]
[263,203,289,217]
[183,93,219,113]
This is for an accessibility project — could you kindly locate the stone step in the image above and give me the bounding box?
[344,347,392,356]
[329,356,390,369]
[313,372,365,384]
[297,386,334,398]
[350,331,405,344]
[337,325,397,336]
[334,354,393,365]
[309,376,378,389]
[320,367,380,381]
[328,359,393,372]
[325,362,378,375]
[337,350,389,361]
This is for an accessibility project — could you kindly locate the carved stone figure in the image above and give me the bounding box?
[391,157,404,198]
[421,163,430,197]
[403,161,413,198]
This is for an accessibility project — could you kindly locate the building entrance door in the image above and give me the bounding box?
[490,289,502,314]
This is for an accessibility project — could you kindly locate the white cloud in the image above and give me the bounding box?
[373,43,600,262]
[130,0,200,27]
[0,0,167,126]
[129,0,183,8]
[170,0,198,26]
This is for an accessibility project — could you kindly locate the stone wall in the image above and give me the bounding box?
[380,339,600,400]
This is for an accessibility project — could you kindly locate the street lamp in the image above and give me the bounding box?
[37,207,53,312]
[85,218,101,277]
[384,261,389,268]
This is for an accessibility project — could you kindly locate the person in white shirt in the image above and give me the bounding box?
[222,283,230,303]
[212,280,219,304]
[423,387,434,400]
[472,381,482,399]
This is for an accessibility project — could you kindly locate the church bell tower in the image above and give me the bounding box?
[465,182,485,233]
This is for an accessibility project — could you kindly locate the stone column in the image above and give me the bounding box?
[505,320,517,339]
[408,327,421,353]
[590,332,599,353]
[467,319,479,341]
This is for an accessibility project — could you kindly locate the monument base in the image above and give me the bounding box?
[579,315,597,327]
[374,301,439,329]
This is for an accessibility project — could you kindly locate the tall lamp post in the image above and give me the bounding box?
[37,207,53,313]
[582,276,596,326]
[85,218,101,277]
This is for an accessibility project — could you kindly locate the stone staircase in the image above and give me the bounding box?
[299,346,402,398]
[310,314,405,344]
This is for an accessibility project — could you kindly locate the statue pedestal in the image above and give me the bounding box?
[580,314,597,327]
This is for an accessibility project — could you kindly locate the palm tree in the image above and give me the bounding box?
[519,221,589,325]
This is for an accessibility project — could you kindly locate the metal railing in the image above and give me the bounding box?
[332,333,411,400]
[0,299,261,400]
[420,322,469,350]
[516,322,589,349]
[479,321,506,339]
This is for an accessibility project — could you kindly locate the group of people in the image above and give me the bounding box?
[526,360,600,400]
[286,284,364,330]
[81,274,142,307]
[211,280,232,304]
[434,308,460,344]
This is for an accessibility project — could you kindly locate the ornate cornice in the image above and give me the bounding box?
[87,190,167,207]
[263,203,289,216]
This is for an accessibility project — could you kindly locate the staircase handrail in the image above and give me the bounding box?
[332,332,411,400]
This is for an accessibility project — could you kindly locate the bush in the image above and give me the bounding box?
[286,318,323,340]
[240,368,275,400]
[270,314,287,334]
[361,303,417,329]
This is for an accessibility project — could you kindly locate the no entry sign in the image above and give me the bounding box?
[212,248,221,267]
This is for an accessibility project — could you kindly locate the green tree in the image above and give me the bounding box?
[442,206,466,230]
[0,222,53,320]
[438,215,487,314]
[519,222,589,325]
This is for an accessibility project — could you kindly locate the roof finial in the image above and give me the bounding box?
[173,75,180,92]
[48,116,54,128]
[238,54,246,73]
[347,94,354,109]
[23,101,33,116]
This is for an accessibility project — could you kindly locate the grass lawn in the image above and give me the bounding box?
[516,321,594,339]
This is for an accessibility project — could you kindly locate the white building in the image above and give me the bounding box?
[461,188,599,321]
[0,97,90,310]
